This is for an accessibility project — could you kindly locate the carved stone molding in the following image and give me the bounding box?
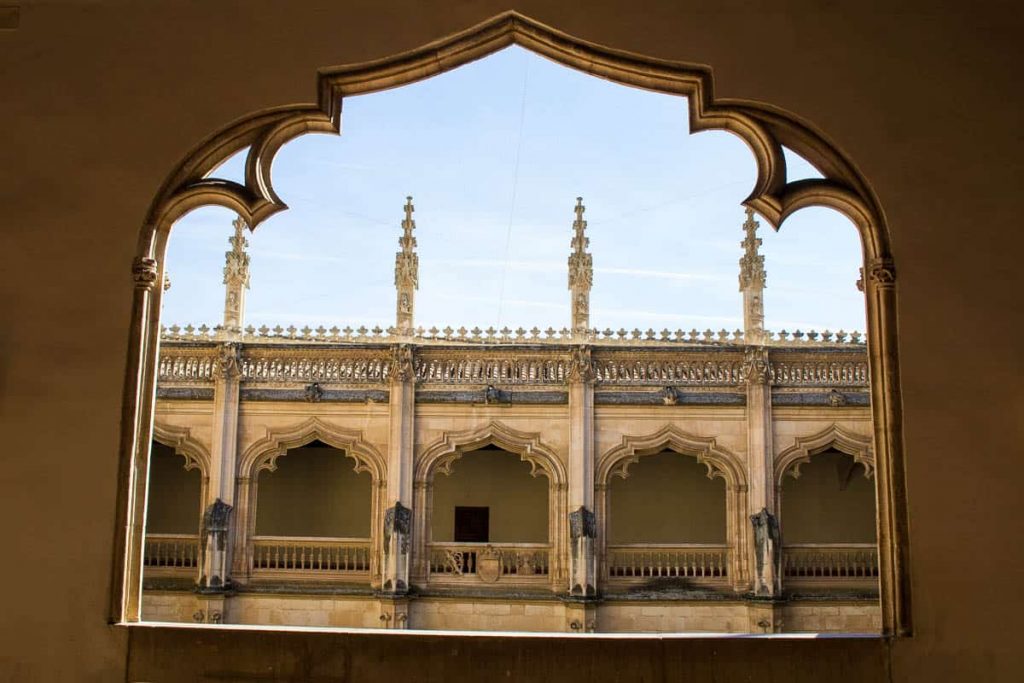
[151,422,211,475]
[597,424,747,489]
[568,506,597,540]
[238,416,385,482]
[415,420,566,486]
[774,423,875,485]
[741,346,773,385]
[215,342,242,380]
[567,345,595,384]
[389,344,415,384]
[866,257,896,289]
[132,257,159,290]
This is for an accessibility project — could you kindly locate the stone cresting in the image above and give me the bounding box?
[160,323,865,346]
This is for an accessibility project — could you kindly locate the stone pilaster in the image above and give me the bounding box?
[198,342,242,592]
[738,208,766,345]
[394,197,418,333]
[382,344,414,594]
[567,345,597,597]
[568,197,592,337]
[743,346,778,598]
[222,215,251,333]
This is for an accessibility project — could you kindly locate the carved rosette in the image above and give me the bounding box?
[567,345,595,384]
[740,346,773,385]
[132,257,159,291]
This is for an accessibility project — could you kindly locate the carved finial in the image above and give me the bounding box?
[395,196,419,331]
[222,215,251,332]
[739,208,766,344]
[568,197,593,335]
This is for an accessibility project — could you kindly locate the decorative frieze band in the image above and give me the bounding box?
[157,345,869,389]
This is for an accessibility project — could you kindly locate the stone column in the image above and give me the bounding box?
[197,215,250,595]
[567,345,597,600]
[198,342,242,593]
[381,344,414,599]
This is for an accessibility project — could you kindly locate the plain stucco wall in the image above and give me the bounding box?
[1,2,1022,681]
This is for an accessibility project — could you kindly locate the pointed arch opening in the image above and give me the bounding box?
[114,11,909,636]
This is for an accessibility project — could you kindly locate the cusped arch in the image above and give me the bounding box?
[775,424,874,486]
[598,425,747,490]
[152,422,210,476]
[117,10,910,633]
[239,417,385,483]
[415,421,566,486]
[138,10,891,260]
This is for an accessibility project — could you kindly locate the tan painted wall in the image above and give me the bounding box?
[430,448,549,542]
[2,2,1022,681]
[780,450,876,544]
[146,442,202,535]
[608,451,727,544]
[254,446,372,538]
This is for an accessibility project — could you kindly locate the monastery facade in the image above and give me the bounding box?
[143,199,879,633]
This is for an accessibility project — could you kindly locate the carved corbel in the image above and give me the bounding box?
[132,257,159,291]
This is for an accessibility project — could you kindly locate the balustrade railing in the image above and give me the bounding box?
[427,543,551,581]
[606,544,729,581]
[783,543,878,581]
[249,536,371,575]
[143,533,199,570]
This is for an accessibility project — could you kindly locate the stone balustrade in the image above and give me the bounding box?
[605,544,729,583]
[427,543,551,582]
[143,533,199,571]
[249,536,371,576]
[782,543,879,582]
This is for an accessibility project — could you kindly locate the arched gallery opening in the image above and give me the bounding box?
[143,440,202,571]
[606,451,728,582]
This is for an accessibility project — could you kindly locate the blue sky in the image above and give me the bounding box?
[162,46,865,335]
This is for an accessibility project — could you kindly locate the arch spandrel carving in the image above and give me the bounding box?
[597,425,747,490]
[415,420,566,486]
[775,423,875,486]
[117,10,910,634]
[152,422,210,476]
[238,417,386,483]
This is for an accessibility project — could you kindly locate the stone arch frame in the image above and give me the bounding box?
[774,424,876,540]
[111,11,910,634]
[596,426,750,591]
[411,421,568,589]
[232,418,387,584]
[150,423,210,538]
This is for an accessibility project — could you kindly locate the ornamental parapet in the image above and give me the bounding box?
[157,333,867,392]
[160,323,864,347]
